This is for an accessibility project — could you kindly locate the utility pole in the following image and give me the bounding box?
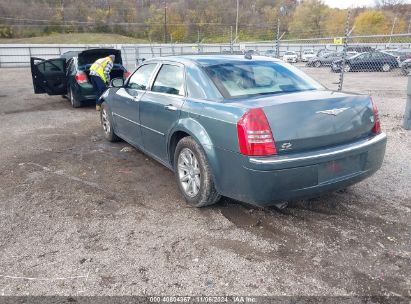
[164,0,167,44]
[235,0,239,42]
[338,9,352,92]
[275,7,285,58]
[230,26,233,54]
[275,16,280,58]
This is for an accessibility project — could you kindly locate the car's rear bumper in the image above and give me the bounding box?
[73,82,96,102]
[214,133,387,206]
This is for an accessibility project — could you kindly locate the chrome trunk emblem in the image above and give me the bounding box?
[280,142,293,151]
[316,107,349,116]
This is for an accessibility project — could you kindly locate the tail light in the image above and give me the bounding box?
[75,72,88,84]
[124,71,131,79]
[370,96,381,134]
[237,108,277,156]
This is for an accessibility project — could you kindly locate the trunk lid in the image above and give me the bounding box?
[78,48,122,66]
[232,90,375,154]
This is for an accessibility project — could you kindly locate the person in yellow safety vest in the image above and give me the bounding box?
[89,55,115,111]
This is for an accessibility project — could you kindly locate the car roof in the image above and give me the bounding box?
[144,55,282,67]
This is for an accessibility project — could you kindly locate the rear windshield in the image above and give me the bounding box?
[205,61,324,98]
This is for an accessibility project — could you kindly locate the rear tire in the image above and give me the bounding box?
[344,64,351,73]
[68,86,82,108]
[100,103,120,142]
[174,137,220,207]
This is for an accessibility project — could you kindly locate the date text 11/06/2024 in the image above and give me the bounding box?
[149,296,257,303]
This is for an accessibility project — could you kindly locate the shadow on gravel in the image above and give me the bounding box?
[2,98,96,115]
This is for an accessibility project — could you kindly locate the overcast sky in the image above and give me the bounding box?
[323,0,411,9]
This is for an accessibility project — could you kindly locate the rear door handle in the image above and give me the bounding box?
[164,105,177,111]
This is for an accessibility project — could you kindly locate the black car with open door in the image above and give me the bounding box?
[31,48,130,108]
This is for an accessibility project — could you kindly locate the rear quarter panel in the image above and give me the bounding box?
[173,98,246,193]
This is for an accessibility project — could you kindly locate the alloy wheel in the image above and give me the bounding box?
[382,63,391,72]
[344,65,351,73]
[101,108,111,134]
[177,148,201,197]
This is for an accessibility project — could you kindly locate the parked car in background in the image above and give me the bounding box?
[307,52,343,67]
[263,49,277,58]
[393,49,411,63]
[381,49,400,57]
[243,49,260,56]
[346,51,359,57]
[332,51,399,73]
[99,55,386,208]
[347,46,374,53]
[400,58,411,75]
[282,51,298,63]
[301,49,316,62]
[30,48,131,108]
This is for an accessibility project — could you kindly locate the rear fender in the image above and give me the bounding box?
[168,118,222,192]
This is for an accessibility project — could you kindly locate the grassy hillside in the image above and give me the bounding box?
[0,33,149,44]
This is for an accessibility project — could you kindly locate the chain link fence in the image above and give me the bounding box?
[0,33,410,92]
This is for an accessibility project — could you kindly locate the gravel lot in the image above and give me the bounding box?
[0,66,410,297]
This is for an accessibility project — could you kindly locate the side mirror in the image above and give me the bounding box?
[110,78,124,88]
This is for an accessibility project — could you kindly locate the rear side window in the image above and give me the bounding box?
[128,64,157,90]
[67,59,75,74]
[152,64,184,96]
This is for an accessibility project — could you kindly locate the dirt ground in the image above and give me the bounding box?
[0,66,410,297]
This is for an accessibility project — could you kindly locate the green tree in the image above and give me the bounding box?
[288,0,329,38]
[324,9,348,36]
[354,10,391,35]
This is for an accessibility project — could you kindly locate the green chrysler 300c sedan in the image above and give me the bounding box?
[97,55,386,208]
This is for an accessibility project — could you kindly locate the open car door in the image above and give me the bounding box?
[30,57,67,95]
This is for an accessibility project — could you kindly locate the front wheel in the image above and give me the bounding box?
[100,103,120,142]
[343,64,351,73]
[382,63,391,72]
[314,61,322,68]
[174,137,220,207]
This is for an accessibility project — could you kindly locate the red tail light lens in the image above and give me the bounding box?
[124,71,131,79]
[370,96,381,134]
[237,108,277,156]
[75,72,88,84]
